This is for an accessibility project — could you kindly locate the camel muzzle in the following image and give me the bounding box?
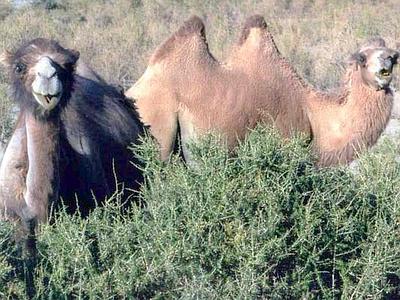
[378,60,393,79]
[32,91,61,111]
[379,68,391,77]
[31,57,63,111]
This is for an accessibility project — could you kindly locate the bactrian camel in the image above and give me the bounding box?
[126,15,399,166]
[0,38,145,236]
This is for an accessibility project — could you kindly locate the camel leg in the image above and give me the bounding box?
[22,217,37,299]
[153,111,179,161]
[135,97,179,161]
[0,113,36,298]
[178,108,198,166]
[0,113,28,223]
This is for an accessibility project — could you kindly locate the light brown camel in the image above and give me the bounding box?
[126,15,399,166]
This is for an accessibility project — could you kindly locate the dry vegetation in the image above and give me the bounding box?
[2,0,400,86]
[0,0,399,298]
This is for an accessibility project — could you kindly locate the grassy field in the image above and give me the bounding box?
[0,0,399,298]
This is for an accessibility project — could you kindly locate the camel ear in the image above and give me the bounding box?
[71,49,80,63]
[66,49,80,65]
[348,52,366,67]
[392,51,399,65]
[0,50,12,67]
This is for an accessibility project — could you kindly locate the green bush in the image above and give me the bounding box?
[0,126,398,299]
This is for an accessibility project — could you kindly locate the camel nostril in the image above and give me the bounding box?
[38,71,56,79]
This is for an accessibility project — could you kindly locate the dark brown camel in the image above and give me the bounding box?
[0,38,144,250]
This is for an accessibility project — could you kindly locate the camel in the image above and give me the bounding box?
[126,15,399,166]
[0,38,145,233]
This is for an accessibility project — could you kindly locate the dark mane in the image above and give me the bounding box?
[1,38,145,217]
[64,74,144,146]
[56,75,145,215]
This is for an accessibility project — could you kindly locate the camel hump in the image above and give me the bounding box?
[244,14,267,29]
[177,15,205,37]
[238,14,268,45]
[150,15,206,65]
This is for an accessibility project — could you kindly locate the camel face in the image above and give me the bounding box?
[354,47,399,90]
[0,38,79,112]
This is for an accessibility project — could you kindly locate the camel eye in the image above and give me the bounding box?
[15,62,26,74]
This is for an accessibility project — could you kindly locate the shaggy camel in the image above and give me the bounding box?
[126,15,399,166]
[0,38,145,233]
[0,61,102,165]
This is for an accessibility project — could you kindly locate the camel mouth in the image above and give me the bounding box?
[33,92,61,111]
[379,69,391,77]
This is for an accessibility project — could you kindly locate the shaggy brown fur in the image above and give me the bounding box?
[0,38,145,229]
[0,51,123,297]
[126,15,398,166]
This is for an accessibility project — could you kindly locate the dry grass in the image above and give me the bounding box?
[2,0,400,87]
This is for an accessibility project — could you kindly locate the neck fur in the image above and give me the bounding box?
[234,29,393,166]
[306,68,393,166]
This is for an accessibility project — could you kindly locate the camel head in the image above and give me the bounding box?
[0,38,80,113]
[348,38,399,90]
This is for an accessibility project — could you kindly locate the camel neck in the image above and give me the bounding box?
[305,70,393,166]
[24,112,60,222]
